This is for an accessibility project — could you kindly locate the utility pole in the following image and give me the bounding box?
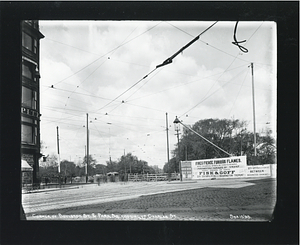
[165,113,170,174]
[56,126,60,173]
[124,149,127,181]
[85,145,86,172]
[250,63,257,157]
[86,113,89,181]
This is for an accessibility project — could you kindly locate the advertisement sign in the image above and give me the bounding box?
[181,157,273,179]
[246,165,271,177]
[181,161,192,179]
[182,156,247,179]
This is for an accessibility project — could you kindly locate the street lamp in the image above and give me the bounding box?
[173,116,182,181]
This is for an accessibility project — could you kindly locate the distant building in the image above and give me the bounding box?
[21,20,44,184]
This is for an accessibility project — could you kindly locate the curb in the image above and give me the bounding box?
[22,186,79,194]
[167,181,198,184]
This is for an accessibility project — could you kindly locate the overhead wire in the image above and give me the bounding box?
[42,22,162,92]
[177,22,264,119]
[41,21,270,165]
[179,65,249,118]
[58,24,147,123]
[42,85,112,101]
[155,21,218,69]
[44,25,162,122]
[92,67,158,115]
[47,24,152,128]
[101,69,164,115]
[92,21,219,120]
[43,21,219,128]
[227,68,250,117]
[127,64,247,103]
[178,21,268,120]
[165,21,250,64]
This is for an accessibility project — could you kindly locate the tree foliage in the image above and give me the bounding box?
[163,157,179,174]
[163,118,276,171]
[39,153,58,168]
[60,160,76,177]
[106,153,155,175]
[39,152,156,181]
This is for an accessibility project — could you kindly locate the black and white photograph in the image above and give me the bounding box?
[21,20,277,221]
[1,1,298,244]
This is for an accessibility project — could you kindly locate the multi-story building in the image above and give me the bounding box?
[21,20,44,185]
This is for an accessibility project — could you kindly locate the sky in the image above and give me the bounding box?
[39,21,276,169]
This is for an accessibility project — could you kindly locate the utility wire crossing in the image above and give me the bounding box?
[95,21,219,114]
[156,21,218,68]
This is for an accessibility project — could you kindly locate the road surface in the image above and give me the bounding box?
[23,178,276,221]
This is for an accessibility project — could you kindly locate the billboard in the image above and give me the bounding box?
[247,165,271,177]
[181,156,272,180]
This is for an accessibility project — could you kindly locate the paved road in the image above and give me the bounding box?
[23,178,276,221]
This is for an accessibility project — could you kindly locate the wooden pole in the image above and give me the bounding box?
[56,126,60,173]
[251,63,257,157]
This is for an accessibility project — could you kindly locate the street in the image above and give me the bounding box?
[23,178,276,221]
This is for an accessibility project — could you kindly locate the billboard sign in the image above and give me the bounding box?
[247,165,271,177]
[182,156,247,179]
[181,157,272,179]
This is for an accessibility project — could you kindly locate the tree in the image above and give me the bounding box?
[74,165,85,177]
[39,166,59,178]
[77,155,97,176]
[151,165,163,174]
[163,157,178,173]
[165,118,276,168]
[105,153,155,180]
[82,155,97,168]
[106,160,118,173]
[39,153,58,168]
[95,164,107,174]
[175,118,247,161]
[60,160,76,177]
[256,129,276,165]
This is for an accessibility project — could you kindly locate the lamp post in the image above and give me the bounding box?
[173,117,182,181]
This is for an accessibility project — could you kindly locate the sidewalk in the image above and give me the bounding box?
[22,181,137,194]
[22,184,84,194]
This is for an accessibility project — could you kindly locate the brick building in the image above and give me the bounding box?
[21,20,44,185]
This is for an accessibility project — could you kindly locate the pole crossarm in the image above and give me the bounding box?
[173,117,232,157]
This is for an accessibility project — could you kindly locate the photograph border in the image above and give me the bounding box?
[0,1,298,244]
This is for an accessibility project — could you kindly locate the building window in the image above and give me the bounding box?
[22,32,37,54]
[21,116,33,123]
[22,62,37,82]
[22,86,37,110]
[34,39,38,54]
[22,63,33,79]
[21,124,37,144]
